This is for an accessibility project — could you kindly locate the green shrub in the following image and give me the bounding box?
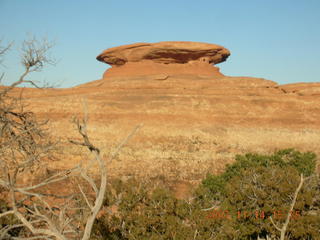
[219,166,320,239]
[93,179,187,239]
[199,149,319,239]
[92,149,319,240]
[202,149,317,198]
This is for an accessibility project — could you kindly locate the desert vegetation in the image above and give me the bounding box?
[0,38,140,239]
[0,38,319,239]
[92,149,320,240]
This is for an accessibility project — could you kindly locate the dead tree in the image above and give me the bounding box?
[1,36,56,94]
[0,37,141,239]
[269,174,305,240]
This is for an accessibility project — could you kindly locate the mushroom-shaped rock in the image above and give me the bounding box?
[96,41,230,79]
[97,41,230,65]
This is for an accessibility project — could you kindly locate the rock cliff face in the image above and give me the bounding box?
[96,41,230,78]
[9,41,320,182]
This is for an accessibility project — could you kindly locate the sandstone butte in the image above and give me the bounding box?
[4,41,320,193]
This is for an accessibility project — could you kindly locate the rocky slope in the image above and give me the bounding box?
[7,41,320,183]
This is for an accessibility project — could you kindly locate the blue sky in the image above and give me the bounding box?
[0,0,319,87]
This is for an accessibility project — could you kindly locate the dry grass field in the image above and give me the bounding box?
[11,75,319,196]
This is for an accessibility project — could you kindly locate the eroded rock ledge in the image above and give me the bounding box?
[96,41,230,78]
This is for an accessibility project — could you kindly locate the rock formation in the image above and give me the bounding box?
[96,41,230,79]
[8,41,320,182]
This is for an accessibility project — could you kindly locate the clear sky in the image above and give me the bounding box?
[0,0,319,87]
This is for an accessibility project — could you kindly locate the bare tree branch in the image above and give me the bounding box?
[1,36,56,95]
[20,37,56,73]
[0,40,13,66]
[69,100,142,240]
[0,36,141,240]
[78,183,93,210]
[9,188,67,240]
[109,123,143,161]
[269,215,282,232]
[79,170,98,196]
[269,173,304,240]
[0,210,14,218]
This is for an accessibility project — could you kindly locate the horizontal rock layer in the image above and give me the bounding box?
[97,41,230,65]
[97,41,230,79]
[6,75,319,181]
[4,41,319,181]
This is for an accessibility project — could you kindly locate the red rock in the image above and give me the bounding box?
[96,41,230,78]
[280,83,320,96]
[5,41,320,183]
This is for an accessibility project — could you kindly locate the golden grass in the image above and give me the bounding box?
[44,119,320,185]
[19,87,320,184]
